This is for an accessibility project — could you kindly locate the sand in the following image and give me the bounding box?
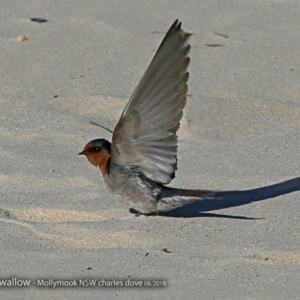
[1,0,300,299]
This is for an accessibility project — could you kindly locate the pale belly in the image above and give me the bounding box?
[103,166,159,214]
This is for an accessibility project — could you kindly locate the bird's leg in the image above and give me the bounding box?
[129,208,159,217]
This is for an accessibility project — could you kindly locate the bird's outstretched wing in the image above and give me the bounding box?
[111,20,191,184]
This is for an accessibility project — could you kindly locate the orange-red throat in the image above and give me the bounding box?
[79,139,111,175]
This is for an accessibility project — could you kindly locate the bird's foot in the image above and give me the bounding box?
[129,208,158,217]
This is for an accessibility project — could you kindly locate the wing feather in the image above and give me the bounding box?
[111,20,191,184]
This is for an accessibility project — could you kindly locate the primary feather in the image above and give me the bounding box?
[111,20,191,184]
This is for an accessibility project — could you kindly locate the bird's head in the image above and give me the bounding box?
[79,139,111,174]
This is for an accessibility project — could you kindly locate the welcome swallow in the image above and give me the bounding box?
[79,20,215,215]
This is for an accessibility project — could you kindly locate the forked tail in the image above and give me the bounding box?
[157,186,216,212]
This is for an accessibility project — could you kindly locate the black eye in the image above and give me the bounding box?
[94,147,100,152]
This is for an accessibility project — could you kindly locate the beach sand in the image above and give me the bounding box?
[1,0,300,299]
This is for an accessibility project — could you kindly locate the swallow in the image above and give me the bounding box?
[79,20,215,215]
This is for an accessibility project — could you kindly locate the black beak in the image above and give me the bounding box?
[78,151,87,155]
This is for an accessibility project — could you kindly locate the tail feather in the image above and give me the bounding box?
[157,186,216,212]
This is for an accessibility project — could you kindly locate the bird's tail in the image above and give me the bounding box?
[158,186,216,212]
[158,176,300,213]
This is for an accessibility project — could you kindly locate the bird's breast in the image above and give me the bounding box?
[103,164,161,213]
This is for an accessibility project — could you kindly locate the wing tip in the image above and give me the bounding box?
[170,19,192,38]
[152,19,191,59]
